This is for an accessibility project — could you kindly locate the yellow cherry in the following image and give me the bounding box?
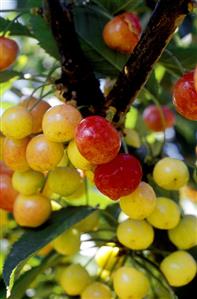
[160,251,197,287]
[120,182,156,220]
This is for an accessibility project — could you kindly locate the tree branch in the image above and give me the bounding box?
[105,0,193,123]
[43,0,105,116]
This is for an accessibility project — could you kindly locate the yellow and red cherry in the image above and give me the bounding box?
[103,12,141,54]
[3,137,30,172]
[42,103,82,142]
[1,105,33,139]
[75,116,121,165]
[94,153,142,200]
[13,193,51,227]
[173,70,197,120]
[143,105,175,132]
[26,134,64,172]
[0,36,19,71]
[20,97,50,134]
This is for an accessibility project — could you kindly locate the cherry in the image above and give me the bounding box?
[0,160,13,177]
[0,36,19,71]
[20,97,50,134]
[103,12,141,54]
[75,116,121,165]
[143,105,175,132]
[3,137,30,172]
[0,174,18,212]
[94,153,142,200]
[173,70,197,120]
[194,65,197,92]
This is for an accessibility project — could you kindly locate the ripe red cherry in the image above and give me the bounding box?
[0,36,19,71]
[75,116,121,165]
[194,66,197,93]
[173,71,197,121]
[0,174,18,211]
[103,12,141,54]
[143,105,175,132]
[94,153,142,200]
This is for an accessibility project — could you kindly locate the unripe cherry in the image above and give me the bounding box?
[75,116,121,165]
[160,251,197,287]
[94,153,142,200]
[120,181,156,219]
[113,266,150,299]
[81,282,112,299]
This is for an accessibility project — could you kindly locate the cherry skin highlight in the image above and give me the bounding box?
[94,153,142,200]
[75,116,121,165]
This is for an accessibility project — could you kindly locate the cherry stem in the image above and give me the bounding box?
[29,83,52,100]
[143,86,166,154]
[135,252,177,298]
[164,48,185,75]
[84,177,89,206]
[121,135,129,154]
[0,9,28,13]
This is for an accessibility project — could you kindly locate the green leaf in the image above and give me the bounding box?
[160,46,197,76]
[74,6,128,77]
[145,70,161,101]
[91,0,142,14]
[3,206,95,288]
[0,70,21,83]
[18,0,42,9]
[0,17,33,37]
[8,253,59,299]
[29,15,60,60]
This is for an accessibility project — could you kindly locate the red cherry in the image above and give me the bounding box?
[194,66,197,93]
[173,71,197,121]
[102,12,141,54]
[94,153,142,200]
[143,105,175,132]
[75,116,121,165]
[0,174,18,212]
[0,36,19,71]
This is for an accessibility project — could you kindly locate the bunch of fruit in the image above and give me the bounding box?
[0,10,197,298]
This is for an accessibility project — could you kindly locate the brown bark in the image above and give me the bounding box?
[44,0,192,122]
[43,0,105,117]
[105,0,193,122]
